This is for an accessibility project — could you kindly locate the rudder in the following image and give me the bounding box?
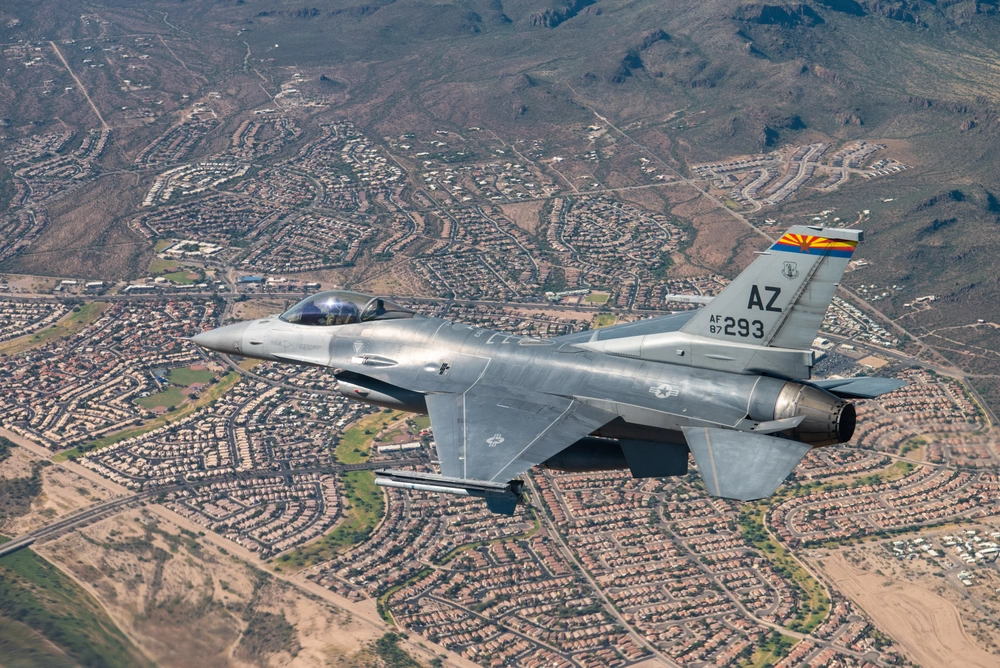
[681,226,861,351]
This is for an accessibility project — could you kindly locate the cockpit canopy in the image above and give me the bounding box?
[279,291,416,327]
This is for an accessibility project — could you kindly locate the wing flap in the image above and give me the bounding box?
[682,427,811,501]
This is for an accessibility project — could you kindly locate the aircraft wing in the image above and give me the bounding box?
[549,311,696,346]
[426,387,616,483]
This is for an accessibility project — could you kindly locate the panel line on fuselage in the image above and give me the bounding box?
[429,320,451,344]
[704,429,720,496]
[459,354,493,480]
[745,375,765,419]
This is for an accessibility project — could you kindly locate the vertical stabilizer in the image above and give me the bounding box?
[681,226,861,351]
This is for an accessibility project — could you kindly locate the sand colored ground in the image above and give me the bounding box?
[38,508,382,668]
[1,272,67,296]
[858,355,890,370]
[351,260,433,298]
[0,427,131,494]
[679,210,762,274]
[499,200,544,233]
[230,297,293,321]
[0,442,116,536]
[628,658,677,668]
[0,444,37,480]
[2,436,478,667]
[146,503,480,668]
[820,550,997,668]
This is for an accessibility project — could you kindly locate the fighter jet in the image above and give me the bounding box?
[192,226,904,514]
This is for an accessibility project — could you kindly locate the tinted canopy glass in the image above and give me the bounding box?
[359,297,416,322]
[279,291,365,326]
[279,291,415,326]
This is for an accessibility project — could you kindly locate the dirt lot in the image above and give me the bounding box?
[351,260,433,298]
[499,200,544,233]
[37,508,381,668]
[230,298,295,321]
[815,547,999,668]
[0,272,67,296]
[1,436,473,668]
[0,444,37,480]
[0,445,115,536]
[677,212,763,278]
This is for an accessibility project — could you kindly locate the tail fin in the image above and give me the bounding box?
[681,226,861,351]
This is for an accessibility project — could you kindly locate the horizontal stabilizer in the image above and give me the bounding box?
[682,427,811,501]
[811,377,906,399]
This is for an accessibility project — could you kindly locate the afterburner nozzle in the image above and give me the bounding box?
[774,381,855,446]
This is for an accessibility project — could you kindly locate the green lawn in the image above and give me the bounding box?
[334,410,403,465]
[325,470,383,549]
[0,544,152,668]
[851,460,914,488]
[167,366,215,386]
[275,469,384,570]
[0,303,109,356]
[135,386,188,410]
[276,410,405,570]
[238,358,263,371]
[740,505,830,634]
[593,313,617,329]
[379,428,403,443]
[584,291,609,304]
[742,630,798,668]
[148,257,179,274]
[58,371,242,460]
[162,270,198,285]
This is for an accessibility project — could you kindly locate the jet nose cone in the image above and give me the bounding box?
[191,321,250,355]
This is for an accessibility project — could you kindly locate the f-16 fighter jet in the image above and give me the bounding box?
[192,226,903,514]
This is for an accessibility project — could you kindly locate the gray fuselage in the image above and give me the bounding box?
[207,312,844,450]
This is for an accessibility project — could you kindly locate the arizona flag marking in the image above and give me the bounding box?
[770,233,857,258]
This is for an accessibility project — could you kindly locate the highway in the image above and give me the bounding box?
[0,459,419,559]
[6,291,681,316]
